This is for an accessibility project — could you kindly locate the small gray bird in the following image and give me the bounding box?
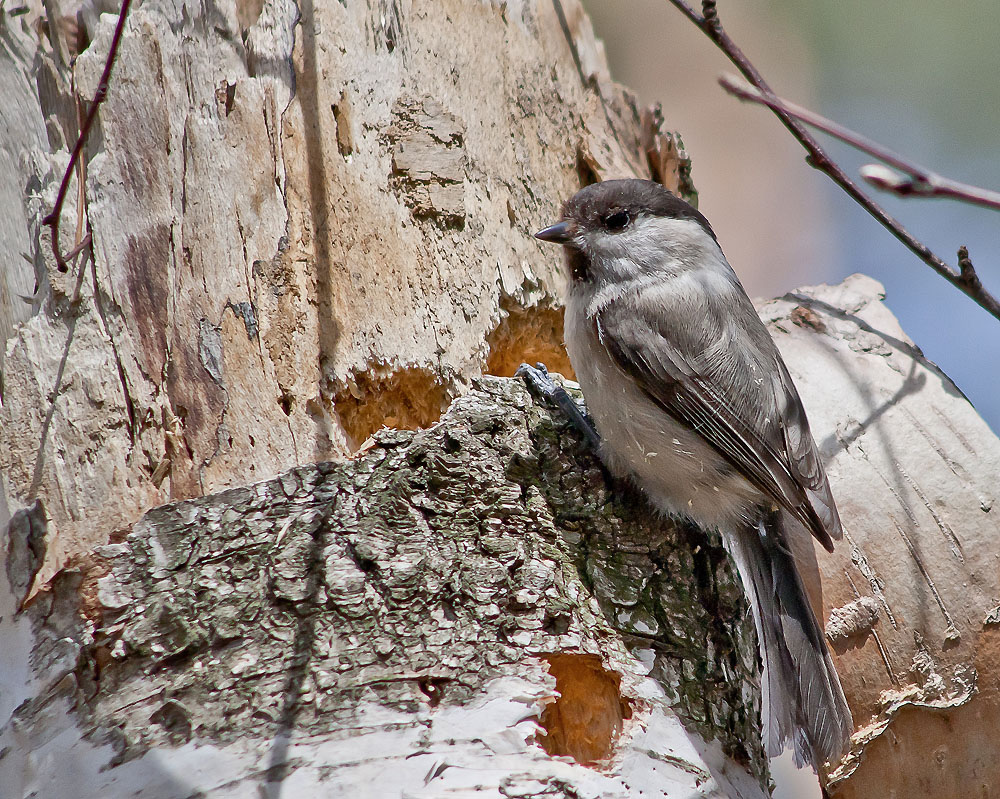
[535,178,852,769]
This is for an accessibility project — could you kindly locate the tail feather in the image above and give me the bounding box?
[725,512,853,769]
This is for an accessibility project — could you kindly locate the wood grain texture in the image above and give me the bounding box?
[758,274,1000,795]
[0,0,689,588]
[3,0,998,795]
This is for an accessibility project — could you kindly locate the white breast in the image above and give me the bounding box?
[563,294,763,531]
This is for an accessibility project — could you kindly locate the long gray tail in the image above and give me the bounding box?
[726,512,853,769]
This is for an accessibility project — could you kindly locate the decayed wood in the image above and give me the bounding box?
[0,0,691,592]
[756,275,1000,797]
[0,23,46,366]
[4,274,1000,797]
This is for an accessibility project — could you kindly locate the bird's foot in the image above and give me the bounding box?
[516,362,601,450]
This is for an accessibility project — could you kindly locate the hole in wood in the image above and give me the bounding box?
[332,91,354,157]
[575,148,600,189]
[332,366,448,451]
[538,653,631,765]
[485,304,575,381]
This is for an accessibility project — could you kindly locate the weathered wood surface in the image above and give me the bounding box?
[0,0,689,591]
[4,275,1000,797]
[757,276,1000,797]
[1,373,767,798]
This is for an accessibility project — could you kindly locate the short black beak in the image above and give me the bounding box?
[534,221,576,244]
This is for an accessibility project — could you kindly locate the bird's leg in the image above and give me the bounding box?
[517,363,641,502]
[516,362,602,450]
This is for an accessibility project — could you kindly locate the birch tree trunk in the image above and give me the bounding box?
[2,0,999,797]
[2,373,773,798]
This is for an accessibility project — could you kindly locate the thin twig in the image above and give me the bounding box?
[858,164,1000,211]
[663,0,1000,322]
[64,233,93,265]
[720,74,1000,212]
[41,0,132,273]
[72,72,88,248]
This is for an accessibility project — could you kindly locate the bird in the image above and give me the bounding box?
[534,178,852,769]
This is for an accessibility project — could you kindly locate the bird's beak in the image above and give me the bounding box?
[534,220,576,244]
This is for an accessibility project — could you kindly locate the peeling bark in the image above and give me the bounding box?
[0,0,690,590]
[4,275,1000,797]
[1,374,767,798]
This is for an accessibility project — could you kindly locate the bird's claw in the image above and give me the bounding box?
[516,362,601,449]
[515,362,557,399]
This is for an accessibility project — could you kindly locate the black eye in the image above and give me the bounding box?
[602,210,630,231]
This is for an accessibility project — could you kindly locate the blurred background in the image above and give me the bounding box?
[583,0,1000,433]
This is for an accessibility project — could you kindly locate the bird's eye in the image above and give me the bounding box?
[602,210,630,231]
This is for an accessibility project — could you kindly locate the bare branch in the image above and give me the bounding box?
[41,0,132,273]
[720,74,1000,213]
[663,0,1000,322]
[858,164,1000,211]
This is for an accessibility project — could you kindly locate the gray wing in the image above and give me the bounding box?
[594,284,842,550]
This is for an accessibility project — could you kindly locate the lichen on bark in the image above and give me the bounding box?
[44,375,765,780]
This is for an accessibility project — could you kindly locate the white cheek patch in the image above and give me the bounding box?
[624,216,709,252]
[588,216,724,272]
[578,213,740,317]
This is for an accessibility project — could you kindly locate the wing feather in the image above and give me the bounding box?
[594,287,841,550]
